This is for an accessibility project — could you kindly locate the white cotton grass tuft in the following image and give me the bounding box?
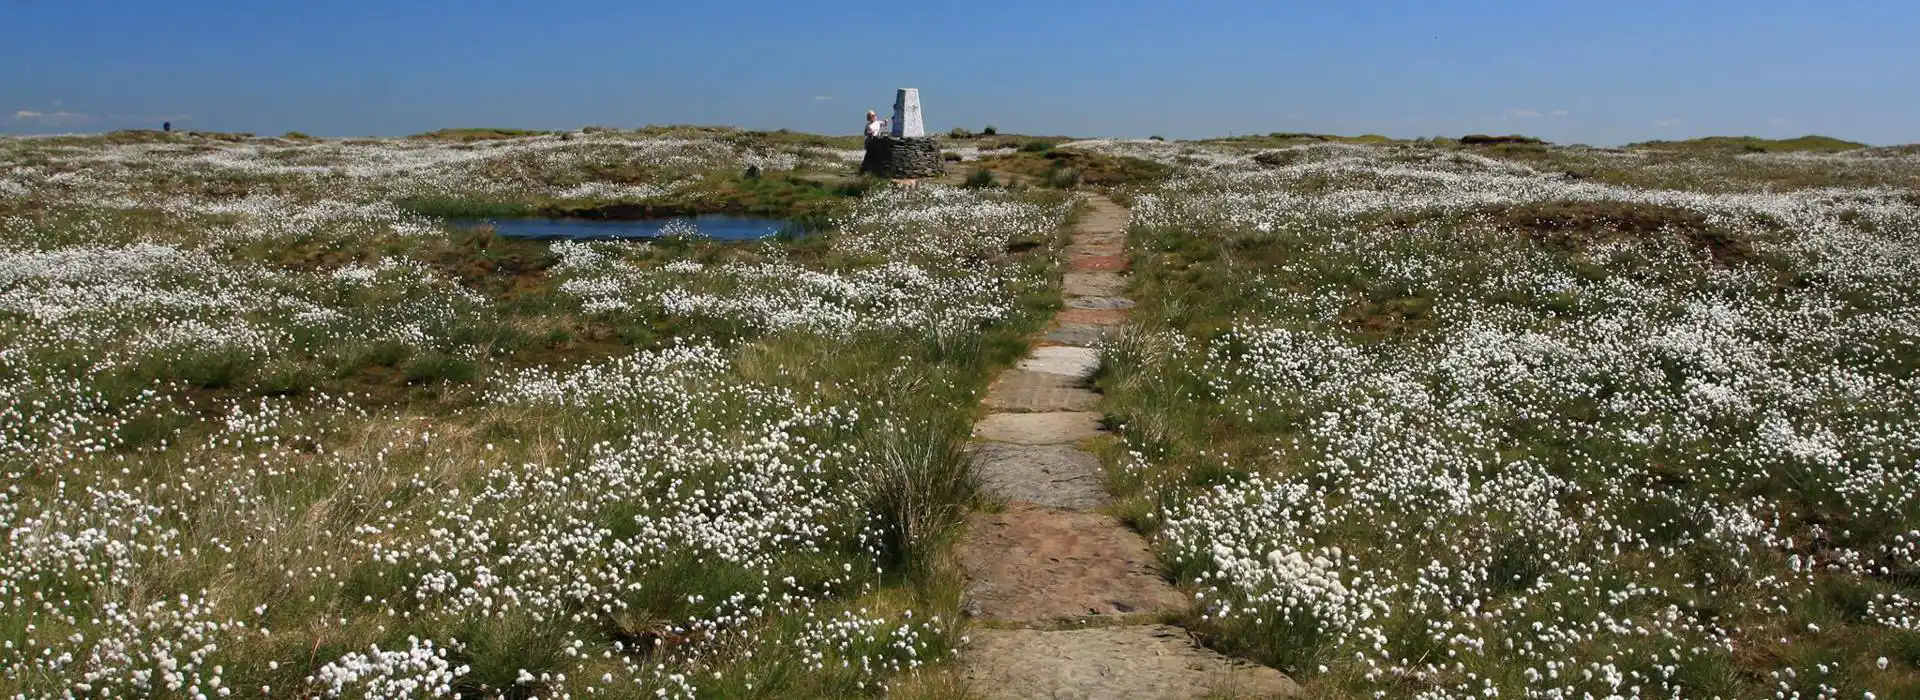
[1105,138,1920,695]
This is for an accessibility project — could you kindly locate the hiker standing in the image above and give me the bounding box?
[864,110,888,137]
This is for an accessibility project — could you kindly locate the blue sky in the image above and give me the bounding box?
[4,0,1916,145]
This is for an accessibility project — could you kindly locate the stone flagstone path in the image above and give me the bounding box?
[957,196,1299,699]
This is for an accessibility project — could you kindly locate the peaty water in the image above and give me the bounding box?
[460,215,800,241]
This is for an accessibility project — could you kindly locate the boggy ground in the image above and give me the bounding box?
[0,127,1074,698]
[1072,137,1920,698]
[6,126,1920,699]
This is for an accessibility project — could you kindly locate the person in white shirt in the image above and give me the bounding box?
[865,110,889,137]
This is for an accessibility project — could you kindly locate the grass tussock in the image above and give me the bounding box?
[852,420,977,578]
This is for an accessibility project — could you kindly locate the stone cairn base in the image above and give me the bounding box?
[860,135,945,179]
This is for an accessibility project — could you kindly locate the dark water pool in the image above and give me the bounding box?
[460,215,800,241]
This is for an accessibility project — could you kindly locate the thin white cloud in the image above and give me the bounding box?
[1652,118,1686,129]
[1549,109,1569,117]
[1502,109,1542,120]
[813,95,834,101]
[12,110,95,126]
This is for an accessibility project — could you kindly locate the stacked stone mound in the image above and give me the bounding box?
[860,135,945,179]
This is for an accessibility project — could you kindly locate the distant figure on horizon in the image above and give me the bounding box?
[162,121,171,133]
[864,110,888,138]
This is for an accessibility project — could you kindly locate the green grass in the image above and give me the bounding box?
[0,125,1086,697]
[1097,148,1920,698]
[1627,134,1869,152]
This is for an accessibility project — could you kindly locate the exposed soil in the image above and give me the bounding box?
[424,232,558,298]
[1253,150,1305,168]
[1487,200,1757,265]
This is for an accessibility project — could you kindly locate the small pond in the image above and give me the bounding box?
[460,215,802,241]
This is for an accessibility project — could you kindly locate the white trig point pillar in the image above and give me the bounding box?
[862,88,942,178]
[891,88,925,137]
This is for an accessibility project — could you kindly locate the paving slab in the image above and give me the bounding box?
[1044,324,1110,347]
[964,625,1300,700]
[985,370,1099,412]
[1074,200,1132,232]
[1068,254,1128,272]
[959,504,1186,622]
[973,412,1105,444]
[1065,296,1136,311]
[1016,345,1100,378]
[1063,272,1128,297]
[971,443,1108,510]
[1056,308,1130,327]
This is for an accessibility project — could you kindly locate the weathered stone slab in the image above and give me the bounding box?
[974,412,1104,444]
[1016,346,1100,378]
[985,370,1099,412]
[1069,254,1127,272]
[1045,324,1110,347]
[1063,272,1128,297]
[1074,199,1132,234]
[1057,308,1130,327]
[1065,296,1136,310]
[964,625,1300,699]
[971,443,1107,510]
[959,504,1186,622]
